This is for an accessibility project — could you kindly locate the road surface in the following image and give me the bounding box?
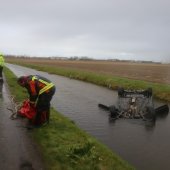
[0,78,45,170]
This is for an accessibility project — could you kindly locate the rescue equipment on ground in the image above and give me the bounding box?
[18,99,36,120]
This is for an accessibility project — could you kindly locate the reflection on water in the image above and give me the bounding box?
[6,64,170,170]
[106,103,170,170]
[109,117,156,131]
[144,120,156,131]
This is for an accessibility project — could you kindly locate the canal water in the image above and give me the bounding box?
[6,63,170,170]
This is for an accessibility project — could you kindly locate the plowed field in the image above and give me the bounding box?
[6,58,170,84]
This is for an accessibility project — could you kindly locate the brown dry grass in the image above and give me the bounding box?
[6,57,170,84]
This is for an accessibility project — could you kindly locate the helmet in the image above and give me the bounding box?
[17,76,28,86]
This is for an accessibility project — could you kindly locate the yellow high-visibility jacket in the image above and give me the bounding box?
[0,54,4,67]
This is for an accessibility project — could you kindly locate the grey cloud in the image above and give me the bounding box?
[0,0,170,62]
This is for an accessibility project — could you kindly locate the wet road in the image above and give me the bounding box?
[0,79,44,170]
[6,63,170,170]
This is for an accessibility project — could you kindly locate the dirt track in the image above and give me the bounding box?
[6,58,170,84]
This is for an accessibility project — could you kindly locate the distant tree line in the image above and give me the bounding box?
[4,54,163,64]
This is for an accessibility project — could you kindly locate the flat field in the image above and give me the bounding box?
[6,57,170,84]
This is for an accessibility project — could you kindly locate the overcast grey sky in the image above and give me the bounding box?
[0,0,170,62]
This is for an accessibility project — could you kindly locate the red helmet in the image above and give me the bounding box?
[17,76,28,86]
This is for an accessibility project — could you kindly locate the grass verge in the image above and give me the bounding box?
[4,67,135,170]
[6,60,170,102]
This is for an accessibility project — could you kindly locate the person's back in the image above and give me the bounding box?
[17,75,56,127]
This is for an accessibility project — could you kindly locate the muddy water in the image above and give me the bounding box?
[6,63,170,170]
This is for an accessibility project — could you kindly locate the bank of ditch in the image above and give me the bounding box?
[6,60,170,102]
[4,67,134,170]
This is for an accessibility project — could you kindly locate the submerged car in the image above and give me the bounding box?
[98,87,169,121]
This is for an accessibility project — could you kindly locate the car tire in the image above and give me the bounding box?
[143,106,156,121]
[146,88,152,97]
[109,105,119,118]
[118,87,125,97]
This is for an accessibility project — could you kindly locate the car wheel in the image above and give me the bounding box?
[118,87,125,97]
[109,105,119,118]
[143,106,156,121]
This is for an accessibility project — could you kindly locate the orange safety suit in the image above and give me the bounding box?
[19,75,56,126]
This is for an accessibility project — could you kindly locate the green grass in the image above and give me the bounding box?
[4,67,135,170]
[6,61,170,102]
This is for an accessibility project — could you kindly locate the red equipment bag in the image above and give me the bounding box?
[18,100,36,120]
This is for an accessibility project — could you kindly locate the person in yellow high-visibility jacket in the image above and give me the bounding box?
[0,53,4,79]
[17,75,56,127]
